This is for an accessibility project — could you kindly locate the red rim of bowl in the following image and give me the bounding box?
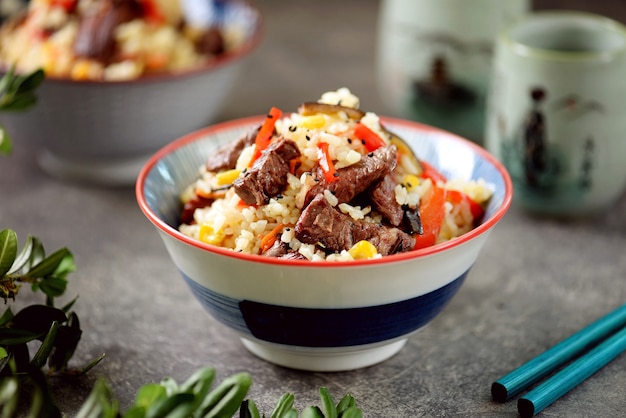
[136,116,513,268]
[0,0,264,86]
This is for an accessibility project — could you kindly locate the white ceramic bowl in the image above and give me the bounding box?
[136,117,513,371]
[0,0,262,185]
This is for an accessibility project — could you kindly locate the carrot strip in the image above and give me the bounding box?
[260,224,286,253]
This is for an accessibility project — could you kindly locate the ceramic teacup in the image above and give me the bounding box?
[376,0,529,143]
[485,11,626,216]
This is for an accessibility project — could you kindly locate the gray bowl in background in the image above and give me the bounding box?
[0,0,263,185]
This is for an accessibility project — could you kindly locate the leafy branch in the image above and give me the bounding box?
[0,66,45,155]
[0,229,104,417]
[71,370,363,418]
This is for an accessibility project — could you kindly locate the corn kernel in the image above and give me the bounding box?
[348,240,378,260]
[198,223,225,245]
[299,114,326,129]
[215,169,241,186]
[41,43,56,75]
[402,174,421,192]
[71,59,102,81]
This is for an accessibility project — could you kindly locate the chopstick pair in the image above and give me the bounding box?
[491,303,626,417]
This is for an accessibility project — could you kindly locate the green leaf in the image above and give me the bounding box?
[0,126,12,156]
[8,234,34,275]
[0,229,18,277]
[10,304,67,336]
[31,321,59,368]
[145,393,196,418]
[240,399,261,418]
[134,384,167,410]
[300,406,324,418]
[0,377,19,418]
[179,366,215,397]
[61,295,79,314]
[26,248,72,279]
[23,236,45,272]
[0,93,37,112]
[14,69,45,95]
[0,68,44,113]
[158,377,179,397]
[197,372,252,418]
[38,276,68,299]
[319,387,337,418]
[339,406,362,418]
[270,393,295,418]
[0,307,14,327]
[0,66,16,97]
[336,394,356,414]
[76,378,120,418]
[48,312,82,371]
[0,328,42,345]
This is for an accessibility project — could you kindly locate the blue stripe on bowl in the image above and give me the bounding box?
[181,270,468,347]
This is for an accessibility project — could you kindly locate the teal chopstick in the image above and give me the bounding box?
[517,324,626,417]
[491,303,626,402]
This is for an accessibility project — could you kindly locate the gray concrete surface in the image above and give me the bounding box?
[2,1,625,416]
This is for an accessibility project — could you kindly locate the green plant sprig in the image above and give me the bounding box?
[73,369,363,418]
[0,229,105,417]
[0,66,45,155]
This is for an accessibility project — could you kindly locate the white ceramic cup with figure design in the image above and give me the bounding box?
[485,11,626,216]
[377,0,529,144]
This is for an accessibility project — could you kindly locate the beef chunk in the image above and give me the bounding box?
[74,0,142,63]
[295,194,415,256]
[369,172,404,227]
[206,127,259,172]
[233,138,301,205]
[303,145,397,206]
[195,27,225,55]
[262,238,308,260]
[280,251,308,261]
[179,195,213,225]
[263,239,289,258]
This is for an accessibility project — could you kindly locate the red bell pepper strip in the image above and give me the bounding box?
[413,184,446,250]
[446,190,485,222]
[51,0,78,13]
[317,142,339,183]
[419,160,447,184]
[250,106,283,165]
[139,0,165,25]
[354,122,386,152]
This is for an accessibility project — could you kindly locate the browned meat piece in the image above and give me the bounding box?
[179,195,213,225]
[234,138,301,205]
[263,239,289,257]
[303,145,397,206]
[369,172,404,226]
[295,194,415,256]
[280,251,308,261]
[205,126,259,172]
[195,27,225,55]
[73,0,142,63]
[262,239,307,260]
